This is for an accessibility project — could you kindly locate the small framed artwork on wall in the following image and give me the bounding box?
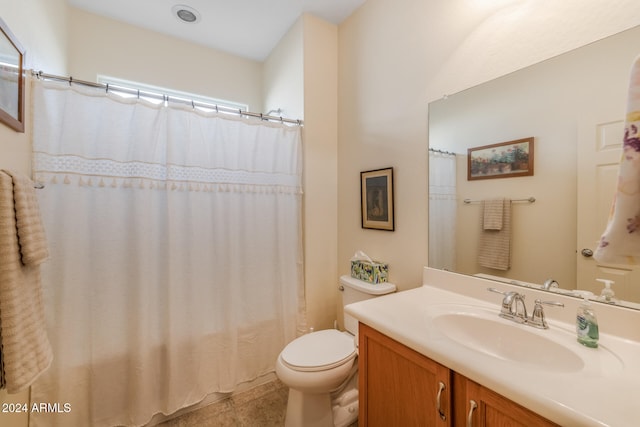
[0,17,25,133]
[361,167,394,231]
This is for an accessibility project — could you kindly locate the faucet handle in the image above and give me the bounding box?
[529,299,564,329]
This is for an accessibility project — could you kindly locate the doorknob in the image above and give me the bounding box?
[581,248,594,258]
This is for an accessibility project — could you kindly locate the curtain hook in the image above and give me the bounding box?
[191,99,195,109]
[105,83,109,93]
[137,89,140,99]
[68,76,73,86]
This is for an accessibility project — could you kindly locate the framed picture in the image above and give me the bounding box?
[467,137,534,180]
[0,17,25,133]
[361,167,394,231]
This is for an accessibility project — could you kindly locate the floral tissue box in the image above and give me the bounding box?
[350,259,389,284]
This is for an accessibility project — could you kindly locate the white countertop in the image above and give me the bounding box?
[344,271,640,427]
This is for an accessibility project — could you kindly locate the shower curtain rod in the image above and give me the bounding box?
[31,70,303,126]
[429,148,456,156]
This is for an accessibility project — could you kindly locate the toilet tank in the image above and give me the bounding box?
[340,275,396,335]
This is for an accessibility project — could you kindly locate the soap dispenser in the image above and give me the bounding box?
[597,279,617,304]
[576,294,599,348]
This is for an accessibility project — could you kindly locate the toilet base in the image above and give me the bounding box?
[284,372,358,427]
[285,388,333,427]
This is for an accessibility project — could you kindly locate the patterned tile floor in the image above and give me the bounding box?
[157,380,288,427]
[156,379,358,427]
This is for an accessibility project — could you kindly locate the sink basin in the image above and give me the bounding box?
[431,310,584,373]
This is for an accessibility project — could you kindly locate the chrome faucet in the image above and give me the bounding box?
[489,288,528,324]
[488,288,564,328]
[542,278,559,291]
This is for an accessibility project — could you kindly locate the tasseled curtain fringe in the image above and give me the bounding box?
[34,173,303,195]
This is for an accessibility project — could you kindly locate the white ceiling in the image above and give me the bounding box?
[68,0,365,61]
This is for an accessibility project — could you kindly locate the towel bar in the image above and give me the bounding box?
[463,197,535,204]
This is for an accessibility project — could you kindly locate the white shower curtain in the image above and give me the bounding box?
[428,150,457,271]
[29,79,305,427]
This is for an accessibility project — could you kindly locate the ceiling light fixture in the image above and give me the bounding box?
[172,5,201,24]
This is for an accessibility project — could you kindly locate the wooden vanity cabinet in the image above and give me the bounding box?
[453,374,560,427]
[359,322,559,427]
[358,323,451,426]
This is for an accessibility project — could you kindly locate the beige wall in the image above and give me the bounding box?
[263,14,339,331]
[301,15,339,330]
[263,18,304,120]
[337,0,640,292]
[68,8,263,111]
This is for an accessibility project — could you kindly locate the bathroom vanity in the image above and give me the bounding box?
[359,322,557,426]
[345,267,640,426]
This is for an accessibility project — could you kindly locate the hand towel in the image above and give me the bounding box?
[594,55,640,264]
[478,198,512,270]
[0,170,52,393]
[482,198,504,230]
[2,170,49,266]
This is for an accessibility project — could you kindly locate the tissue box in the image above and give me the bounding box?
[350,260,389,284]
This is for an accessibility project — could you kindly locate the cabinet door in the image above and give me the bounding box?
[454,373,559,427]
[359,322,451,426]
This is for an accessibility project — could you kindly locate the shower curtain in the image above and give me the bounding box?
[29,79,305,427]
[428,150,457,271]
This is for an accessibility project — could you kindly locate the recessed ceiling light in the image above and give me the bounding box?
[172,5,201,24]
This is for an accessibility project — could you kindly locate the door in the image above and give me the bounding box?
[576,117,640,303]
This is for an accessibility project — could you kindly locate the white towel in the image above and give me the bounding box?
[0,170,52,392]
[478,199,512,270]
[594,55,640,264]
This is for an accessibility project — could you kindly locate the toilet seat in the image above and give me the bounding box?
[281,329,356,372]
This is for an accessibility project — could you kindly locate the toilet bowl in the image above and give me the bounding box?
[276,329,358,427]
[276,276,396,427]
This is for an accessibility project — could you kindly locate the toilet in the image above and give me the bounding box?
[276,275,396,427]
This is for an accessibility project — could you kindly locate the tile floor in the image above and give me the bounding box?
[157,380,288,427]
[157,379,359,427]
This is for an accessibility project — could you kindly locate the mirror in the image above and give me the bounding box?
[428,25,640,309]
[0,17,25,133]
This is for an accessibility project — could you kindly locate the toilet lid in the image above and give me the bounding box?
[281,329,356,372]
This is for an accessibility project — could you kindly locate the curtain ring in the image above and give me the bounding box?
[105,83,109,93]
[68,76,73,86]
